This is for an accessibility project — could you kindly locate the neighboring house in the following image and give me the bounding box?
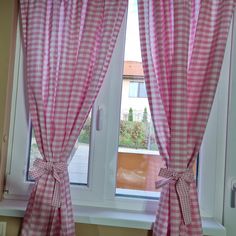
[121,61,150,121]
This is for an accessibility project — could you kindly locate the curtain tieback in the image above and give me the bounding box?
[29,158,68,208]
[156,168,195,225]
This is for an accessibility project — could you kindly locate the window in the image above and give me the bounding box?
[129,81,139,97]
[28,113,91,185]
[4,0,233,220]
[117,15,159,197]
[138,82,147,98]
[129,81,147,98]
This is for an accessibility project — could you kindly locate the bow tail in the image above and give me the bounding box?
[155,178,172,189]
[176,180,192,225]
[52,181,61,208]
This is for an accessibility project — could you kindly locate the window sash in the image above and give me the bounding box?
[129,81,139,97]
[138,82,147,98]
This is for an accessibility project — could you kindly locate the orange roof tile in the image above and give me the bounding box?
[123,61,144,77]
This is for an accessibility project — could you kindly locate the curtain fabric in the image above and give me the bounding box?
[19,1,127,235]
[138,0,236,235]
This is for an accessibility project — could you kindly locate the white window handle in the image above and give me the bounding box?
[96,107,104,131]
[231,181,236,208]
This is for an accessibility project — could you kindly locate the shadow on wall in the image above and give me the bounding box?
[0,216,152,236]
[75,223,151,236]
[0,216,22,236]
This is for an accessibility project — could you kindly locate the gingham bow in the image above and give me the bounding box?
[29,158,68,208]
[156,168,195,225]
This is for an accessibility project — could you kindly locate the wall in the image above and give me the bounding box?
[0,0,17,151]
[0,216,151,236]
[0,0,13,140]
[75,224,150,236]
[0,216,21,236]
[121,80,150,121]
[0,0,18,198]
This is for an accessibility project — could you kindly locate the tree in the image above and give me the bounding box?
[142,107,148,123]
[128,107,133,121]
[130,121,146,149]
[119,120,146,149]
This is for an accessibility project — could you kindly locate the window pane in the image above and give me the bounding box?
[138,82,147,98]
[28,113,91,185]
[118,82,161,196]
[117,0,197,198]
[116,0,162,198]
[129,81,138,97]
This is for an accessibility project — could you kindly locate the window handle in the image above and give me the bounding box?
[231,181,236,208]
[96,107,103,131]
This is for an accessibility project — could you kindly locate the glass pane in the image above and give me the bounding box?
[138,82,147,98]
[116,0,162,198]
[129,82,138,97]
[28,113,91,185]
[117,0,197,198]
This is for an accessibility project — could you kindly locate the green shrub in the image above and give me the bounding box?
[128,108,133,121]
[142,107,148,123]
[78,117,91,144]
[119,120,147,149]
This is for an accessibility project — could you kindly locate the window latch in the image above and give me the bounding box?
[231,180,236,208]
[96,106,104,131]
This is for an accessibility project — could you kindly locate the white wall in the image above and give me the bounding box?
[120,79,150,121]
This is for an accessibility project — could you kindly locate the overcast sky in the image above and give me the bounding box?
[124,0,142,62]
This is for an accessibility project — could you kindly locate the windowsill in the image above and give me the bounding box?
[116,188,160,199]
[0,199,226,236]
[118,147,159,155]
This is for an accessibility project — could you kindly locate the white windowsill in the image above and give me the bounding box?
[0,199,226,236]
[118,147,159,155]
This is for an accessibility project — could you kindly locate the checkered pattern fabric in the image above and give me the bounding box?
[138,0,236,235]
[156,168,195,225]
[19,1,127,235]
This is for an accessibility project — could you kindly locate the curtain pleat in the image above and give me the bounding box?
[138,0,236,235]
[19,1,127,235]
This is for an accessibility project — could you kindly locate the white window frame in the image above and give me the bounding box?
[4,12,235,224]
[199,19,234,222]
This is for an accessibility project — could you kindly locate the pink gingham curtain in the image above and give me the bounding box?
[19,1,127,235]
[138,0,236,235]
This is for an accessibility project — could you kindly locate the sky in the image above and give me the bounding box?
[124,0,142,62]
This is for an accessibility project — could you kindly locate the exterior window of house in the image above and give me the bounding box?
[128,81,139,97]
[28,114,91,185]
[129,81,147,98]
[138,82,147,98]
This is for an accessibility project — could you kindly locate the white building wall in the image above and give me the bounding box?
[120,79,150,121]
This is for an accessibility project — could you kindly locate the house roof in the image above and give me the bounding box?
[123,61,144,77]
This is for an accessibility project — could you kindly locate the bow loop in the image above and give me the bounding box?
[156,168,195,225]
[29,158,68,208]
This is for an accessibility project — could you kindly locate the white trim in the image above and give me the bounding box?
[198,18,233,222]
[0,200,226,235]
[116,188,160,199]
[5,21,32,196]
[118,147,159,155]
[223,10,236,236]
